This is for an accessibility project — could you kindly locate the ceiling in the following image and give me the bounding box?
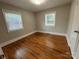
[0,0,72,12]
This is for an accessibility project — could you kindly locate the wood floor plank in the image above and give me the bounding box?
[2,32,72,59]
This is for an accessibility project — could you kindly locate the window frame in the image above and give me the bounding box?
[45,12,56,26]
[2,9,23,32]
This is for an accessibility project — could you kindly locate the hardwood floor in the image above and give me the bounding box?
[2,32,72,59]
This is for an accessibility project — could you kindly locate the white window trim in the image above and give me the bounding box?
[2,9,23,32]
[45,12,56,26]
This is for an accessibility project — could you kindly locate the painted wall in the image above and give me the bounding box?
[0,2,71,56]
[0,2,36,44]
[67,0,79,58]
[35,4,70,34]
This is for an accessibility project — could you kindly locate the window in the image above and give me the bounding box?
[3,9,23,32]
[45,12,56,26]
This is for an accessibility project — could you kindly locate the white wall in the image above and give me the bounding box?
[0,2,72,58]
[0,2,36,55]
[0,2,36,44]
[36,4,70,35]
[67,0,76,48]
[67,0,79,58]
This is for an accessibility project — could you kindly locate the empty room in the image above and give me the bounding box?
[0,0,79,59]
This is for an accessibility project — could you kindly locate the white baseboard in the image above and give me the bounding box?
[65,35,71,47]
[0,31,72,57]
[37,31,67,36]
[0,31,36,55]
[37,31,71,47]
[37,31,75,59]
[65,35,75,59]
